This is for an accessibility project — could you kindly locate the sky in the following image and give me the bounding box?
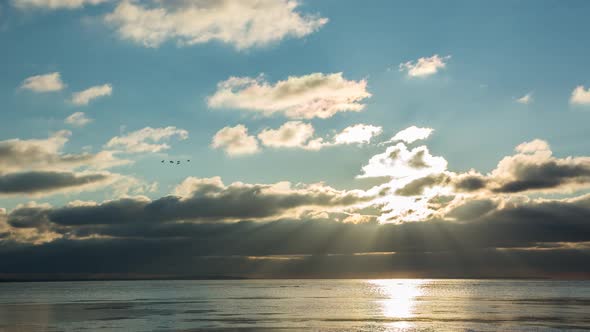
[1,0,590,279]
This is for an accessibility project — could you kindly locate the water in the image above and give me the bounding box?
[0,279,588,331]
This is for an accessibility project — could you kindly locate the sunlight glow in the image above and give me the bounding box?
[369,279,425,323]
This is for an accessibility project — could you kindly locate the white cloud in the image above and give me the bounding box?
[12,0,108,9]
[515,139,550,154]
[359,143,448,179]
[570,85,590,105]
[207,73,371,119]
[516,92,533,104]
[211,125,260,156]
[106,126,189,153]
[20,72,65,92]
[258,121,315,148]
[71,84,112,105]
[399,54,450,78]
[65,112,92,127]
[333,124,382,145]
[390,126,434,144]
[104,0,327,50]
[255,122,381,151]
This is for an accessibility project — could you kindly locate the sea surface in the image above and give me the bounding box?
[0,279,589,331]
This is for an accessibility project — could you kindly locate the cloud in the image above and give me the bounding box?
[0,170,116,196]
[104,0,327,50]
[333,124,382,145]
[516,92,533,104]
[452,139,590,194]
[570,85,590,105]
[0,131,128,173]
[207,73,371,119]
[390,125,434,144]
[258,121,315,148]
[222,122,382,152]
[3,176,369,232]
[359,143,447,179]
[399,54,450,78]
[20,72,65,92]
[65,112,92,127]
[12,0,108,9]
[71,84,112,105]
[2,193,590,278]
[211,124,260,156]
[106,126,188,153]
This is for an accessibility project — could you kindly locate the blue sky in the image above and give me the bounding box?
[1,0,590,210]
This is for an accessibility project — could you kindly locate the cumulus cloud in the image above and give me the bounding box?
[389,125,434,144]
[104,0,327,49]
[451,139,590,194]
[399,54,450,78]
[570,85,590,105]
[12,0,108,9]
[359,143,447,179]
[20,72,65,92]
[333,124,382,145]
[211,125,259,156]
[516,92,533,104]
[106,126,188,153]
[65,112,92,127]
[221,122,382,152]
[71,84,112,105]
[207,73,371,119]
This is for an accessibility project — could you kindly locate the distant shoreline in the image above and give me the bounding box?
[0,276,580,283]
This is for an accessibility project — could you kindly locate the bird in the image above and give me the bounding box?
[187,159,190,162]
[169,160,174,164]
[161,160,165,163]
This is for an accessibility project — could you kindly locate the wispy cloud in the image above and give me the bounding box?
[106,126,188,153]
[399,54,451,78]
[71,84,112,106]
[12,0,108,10]
[65,112,93,127]
[516,92,533,104]
[20,72,65,92]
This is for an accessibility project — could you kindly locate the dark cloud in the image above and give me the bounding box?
[408,150,429,168]
[492,161,590,193]
[0,171,113,195]
[396,174,449,196]
[8,178,369,228]
[1,194,589,279]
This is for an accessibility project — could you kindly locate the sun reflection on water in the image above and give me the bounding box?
[368,279,426,329]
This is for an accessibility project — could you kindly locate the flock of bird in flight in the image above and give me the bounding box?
[162,159,190,165]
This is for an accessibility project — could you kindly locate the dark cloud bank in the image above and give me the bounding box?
[1,194,589,280]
